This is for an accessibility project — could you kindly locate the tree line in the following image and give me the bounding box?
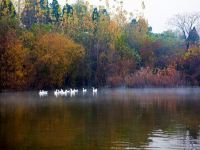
[0,0,200,90]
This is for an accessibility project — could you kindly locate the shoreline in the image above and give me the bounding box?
[1,86,200,93]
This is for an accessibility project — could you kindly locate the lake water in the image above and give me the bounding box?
[0,88,200,150]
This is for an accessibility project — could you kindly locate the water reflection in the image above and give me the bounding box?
[0,88,200,150]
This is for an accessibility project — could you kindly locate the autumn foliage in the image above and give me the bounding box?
[0,0,200,90]
[30,33,85,88]
[124,66,186,88]
[179,46,200,85]
[0,18,28,90]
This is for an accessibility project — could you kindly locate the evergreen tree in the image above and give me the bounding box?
[187,27,199,43]
[38,0,51,24]
[40,0,46,9]
[21,0,37,28]
[92,8,99,21]
[131,19,137,26]
[62,4,73,17]
[187,27,200,49]
[73,0,87,17]
[50,0,61,23]
[22,0,51,28]
[45,0,51,23]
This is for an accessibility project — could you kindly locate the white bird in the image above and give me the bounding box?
[70,88,75,94]
[74,89,78,93]
[67,89,70,93]
[83,88,87,93]
[69,89,75,97]
[65,90,70,94]
[92,87,97,93]
[54,89,68,97]
[60,89,64,95]
[54,89,58,94]
[54,89,59,97]
[39,90,48,96]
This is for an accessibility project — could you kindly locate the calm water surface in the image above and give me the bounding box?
[0,88,200,150]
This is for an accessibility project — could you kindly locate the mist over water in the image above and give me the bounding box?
[0,88,200,150]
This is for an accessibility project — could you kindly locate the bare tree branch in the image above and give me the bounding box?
[169,12,200,40]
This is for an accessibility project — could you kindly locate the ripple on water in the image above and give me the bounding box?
[147,128,200,149]
[0,89,200,150]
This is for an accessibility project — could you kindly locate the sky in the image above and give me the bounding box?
[52,0,200,33]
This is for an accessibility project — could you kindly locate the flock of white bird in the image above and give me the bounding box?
[39,87,97,97]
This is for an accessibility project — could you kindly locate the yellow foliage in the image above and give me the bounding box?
[0,30,28,90]
[184,47,200,60]
[32,33,85,88]
[108,21,122,40]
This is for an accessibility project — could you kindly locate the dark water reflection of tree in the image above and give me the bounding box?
[0,90,200,149]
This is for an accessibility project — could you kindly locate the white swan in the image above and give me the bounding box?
[54,89,58,94]
[54,89,69,96]
[74,89,78,93]
[54,89,59,97]
[70,89,76,97]
[54,88,79,97]
[65,90,70,94]
[39,90,48,96]
[83,88,87,93]
[70,89,75,93]
[92,87,97,93]
[61,89,64,94]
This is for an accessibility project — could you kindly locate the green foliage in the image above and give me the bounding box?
[115,33,140,61]
[0,0,16,18]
